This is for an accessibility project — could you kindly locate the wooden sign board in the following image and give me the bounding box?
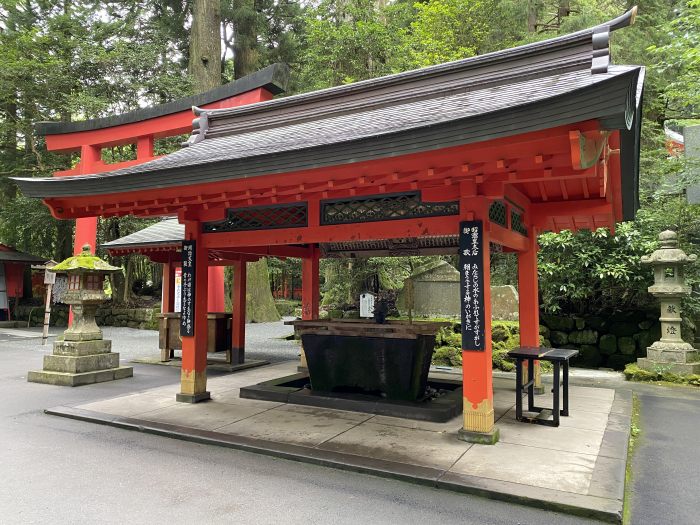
[459,221,485,351]
[180,240,196,336]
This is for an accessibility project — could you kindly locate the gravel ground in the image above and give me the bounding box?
[0,318,300,363]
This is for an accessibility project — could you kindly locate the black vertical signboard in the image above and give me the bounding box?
[459,221,485,351]
[180,240,196,337]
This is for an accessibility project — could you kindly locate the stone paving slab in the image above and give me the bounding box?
[451,441,597,494]
[318,421,472,470]
[216,404,372,446]
[44,360,631,523]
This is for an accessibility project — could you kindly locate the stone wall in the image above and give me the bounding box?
[539,310,668,370]
[13,304,159,330]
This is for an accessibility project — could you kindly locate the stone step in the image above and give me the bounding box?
[53,339,112,356]
[43,352,121,374]
[27,366,133,387]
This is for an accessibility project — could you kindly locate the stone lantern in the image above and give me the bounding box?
[28,245,133,386]
[637,231,700,374]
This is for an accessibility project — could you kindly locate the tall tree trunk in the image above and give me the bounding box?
[246,259,280,322]
[232,0,258,79]
[190,0,277,321]
[527,0,539,33]
[190,0,222,91]
[558,1,571,21]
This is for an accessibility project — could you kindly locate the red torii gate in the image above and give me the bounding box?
[36,64,290,314]
[17,9,644,443]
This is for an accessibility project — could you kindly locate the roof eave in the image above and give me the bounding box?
[35,63,289,136]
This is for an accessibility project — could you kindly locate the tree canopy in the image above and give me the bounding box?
[0,0,699,315]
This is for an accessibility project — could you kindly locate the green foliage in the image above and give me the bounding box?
[297,0,403,89]
[538,224,659,314]
[320,256,440,307]
[275,299,301,317]
[405,0,493,67]
[647,1,700,117]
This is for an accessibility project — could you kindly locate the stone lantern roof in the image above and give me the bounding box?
[50,244,121,274]
[641,230,697,266]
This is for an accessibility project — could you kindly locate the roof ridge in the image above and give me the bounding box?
[35,63,290,136]
[195,7,636,135]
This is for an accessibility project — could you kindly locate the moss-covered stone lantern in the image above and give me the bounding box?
[27,245,133,386]
[637,230,700,374]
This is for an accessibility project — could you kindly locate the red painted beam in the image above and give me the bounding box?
[42,120,606,220]
[44,88,274,152]
[201,215,462,249]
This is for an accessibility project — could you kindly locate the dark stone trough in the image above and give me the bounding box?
[240,372,463,422]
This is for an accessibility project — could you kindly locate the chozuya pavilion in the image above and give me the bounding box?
[15,8,644,444]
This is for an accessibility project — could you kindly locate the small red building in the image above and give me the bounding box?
[0,244,47,320]
[15,9,644,442]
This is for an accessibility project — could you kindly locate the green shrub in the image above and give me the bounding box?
[431,319,526,371]
[433,346,462,367]
[624,363,700,386]
[275,300,301,317]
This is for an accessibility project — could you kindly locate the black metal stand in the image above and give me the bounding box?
[510,347,577,427]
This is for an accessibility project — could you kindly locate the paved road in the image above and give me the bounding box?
[0,323,598,525]
[628,386,700,525]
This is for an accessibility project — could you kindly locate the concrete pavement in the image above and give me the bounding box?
[53,360,629,521]
[2,322,699,523]
[0,323,597,524]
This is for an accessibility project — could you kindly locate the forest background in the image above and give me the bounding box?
[0,0,698,320]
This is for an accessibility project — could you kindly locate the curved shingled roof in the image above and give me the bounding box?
[14,9,644,220]
[35,63,289,136]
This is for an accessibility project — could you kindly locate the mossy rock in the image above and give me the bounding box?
[568,330,597,345]
[586,316,605,330]
[276,300,301,317]
[491,324,510,343]
[541,314,574,332]
[599,334,617,355]
[618,336,636,356]
[550,331,568,346]
[539,324,550,338]
[607,318,640,337]
[633,331,654,357]
[577,344,601,368]
[607,354,636,370]
[436,327,461,347]
[574,317,586,330]
[492,341,516,371]
[624,363,700,386]
[638,320,654,330]
[432,346,462,367]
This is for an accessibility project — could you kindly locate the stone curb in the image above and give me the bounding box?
[46,405,625,523]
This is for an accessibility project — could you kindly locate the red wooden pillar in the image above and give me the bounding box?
[136,135,154,160]
[459,195,498,444]
[177,220,210,403]
[302,244,320,320]
[161,257,176,314]
[68,145,101,326]
[518,227,543,392]
[73,145,101,256]
[207,266,226,312]
[230,259,247,364]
